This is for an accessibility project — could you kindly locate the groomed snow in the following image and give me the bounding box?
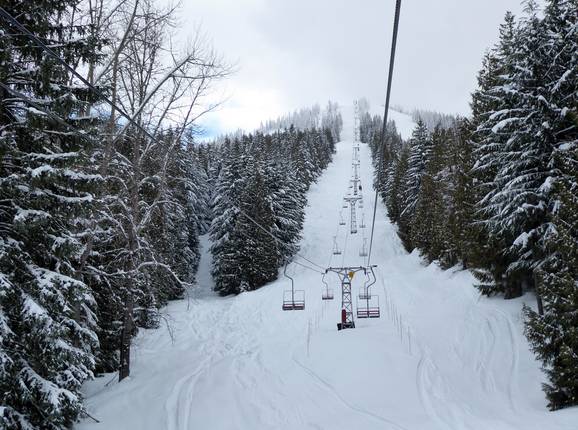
[363,105,416,140]
[77,107,577,430]
[387,108,416,140]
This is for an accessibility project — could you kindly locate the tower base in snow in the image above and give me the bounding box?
[337,321,355,331]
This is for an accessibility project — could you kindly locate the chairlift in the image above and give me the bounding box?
[339,211,346,226]
[357,266,380,318]
[321,272,334,300]
[357,295,380,318]
[282,263,305,311]
[332,236,342,255]
[360,214,366,229]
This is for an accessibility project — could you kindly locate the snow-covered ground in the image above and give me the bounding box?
[362,105,416,140]
[77,108,577,430]
[387,108,416,140]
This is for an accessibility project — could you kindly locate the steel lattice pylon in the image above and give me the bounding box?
[344,196,361,234]
[326,266,367,330]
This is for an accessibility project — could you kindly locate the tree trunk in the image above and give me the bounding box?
[118,291,134,381]
[533,271,544,316]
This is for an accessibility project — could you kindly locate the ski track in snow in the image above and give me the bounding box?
[77,107,578,430]
[292,356,409,430]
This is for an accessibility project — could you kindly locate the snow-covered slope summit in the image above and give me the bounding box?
[77,107,576,430]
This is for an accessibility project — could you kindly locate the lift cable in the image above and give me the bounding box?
[291,260,324,275]
[367,0,402,266]
[237,208,326,272]
[236,227,324,275]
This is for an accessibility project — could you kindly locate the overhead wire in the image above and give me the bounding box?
[236,226,324,275]
[291,260,324,275]
[237,208,326,272]
[367,0,402,266]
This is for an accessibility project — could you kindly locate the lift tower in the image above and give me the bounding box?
[344,195,361,234]
[326,266,369,330]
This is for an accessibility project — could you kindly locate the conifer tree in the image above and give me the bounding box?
[236,166,279,290]
[524,149,578,409]
[397,119,431,250]
[471,10,527,298]
[411,125,448,262]
[0,1,102,427]
[209,120,338,296]
[523,0,578,410]
[446,119,477,268]
[210,139,247,295]
[386,145,410,226]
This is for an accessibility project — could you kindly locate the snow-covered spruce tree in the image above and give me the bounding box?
[209,121,338,296]
[195,143,222,233]
[411,125,450,263]
[470,10,529,298]
[398,119,431,251]
[523,0,578,410]
[289,127,318,187]
[321,101,343,142]
[236,164,280,291]
[257,137,306,263]
[445,119,477,269]
[210,149,280,295]
[210,139,248,295]
[358,109,402,208]
[367,115,476,269]
[0,1,102,427]
[268,161,307,263]
[385,144,410,225]
[475,1,575,301]
[485,2,553,296]
[372,123,402,204]
[524,151,578,410]
[359,111,373,144]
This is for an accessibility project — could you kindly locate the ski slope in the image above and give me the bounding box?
[77,108,577,430]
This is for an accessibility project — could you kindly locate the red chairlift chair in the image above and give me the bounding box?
[357,266,380,318]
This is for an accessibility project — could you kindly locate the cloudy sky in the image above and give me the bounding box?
[181,0,527,136]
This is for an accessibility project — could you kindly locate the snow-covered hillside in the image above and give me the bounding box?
[363,105,416,140]
[77,107,577,430]
[386,108,416,140]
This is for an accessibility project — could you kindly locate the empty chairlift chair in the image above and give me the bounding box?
[357,267,380,318]
[332,236,342,255]
[282,263,305,311]
[339,211,346,226]
[321,272,334,300]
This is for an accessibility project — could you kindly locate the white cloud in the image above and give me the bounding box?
[181,0,527,134]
